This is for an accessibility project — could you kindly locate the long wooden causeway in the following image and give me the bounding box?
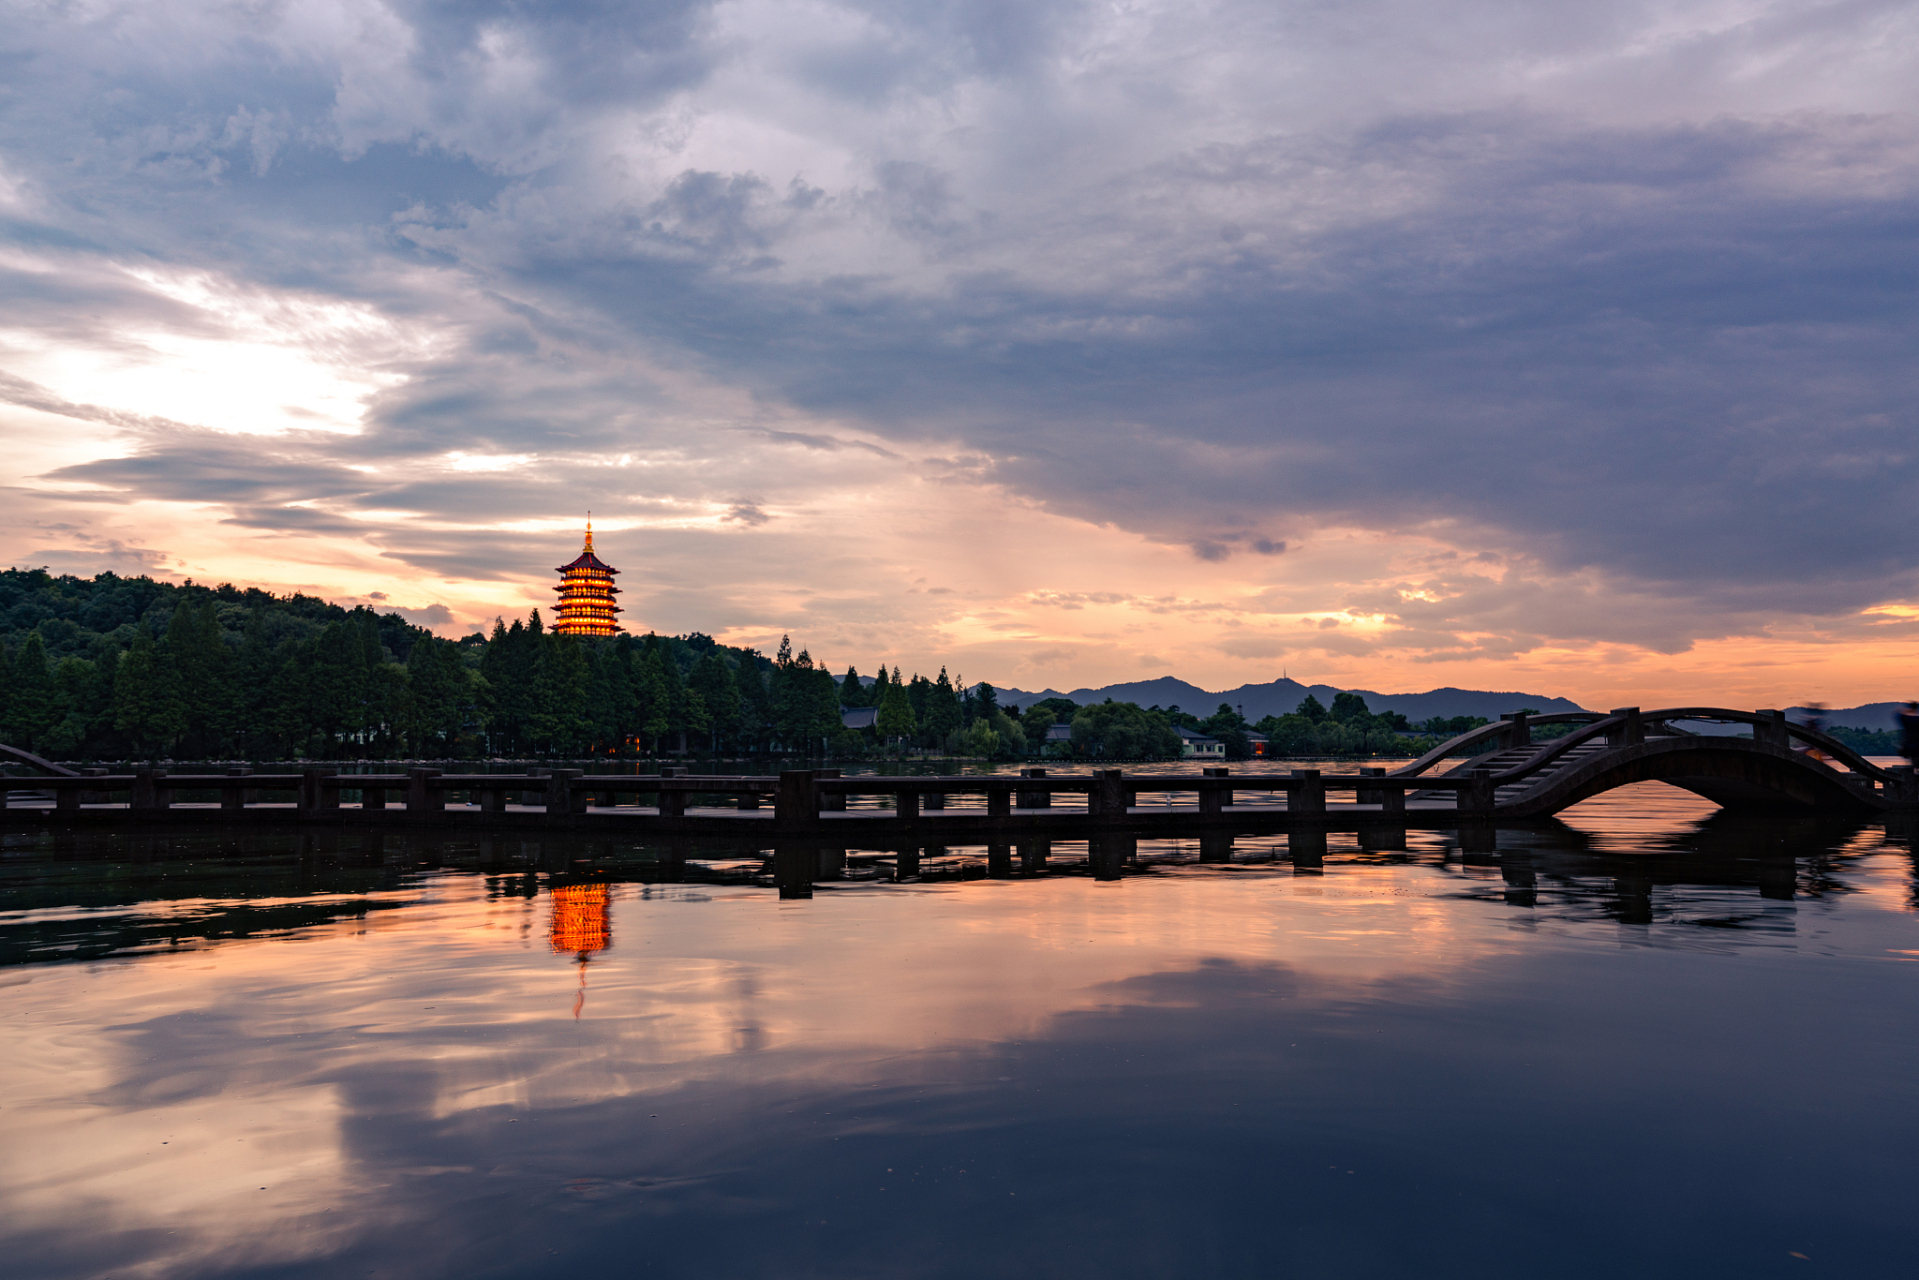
[4,707,1915,834]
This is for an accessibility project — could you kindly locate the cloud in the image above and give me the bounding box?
[0,0,1916,691]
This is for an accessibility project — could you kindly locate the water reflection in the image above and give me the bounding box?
[3,789,1918,1278]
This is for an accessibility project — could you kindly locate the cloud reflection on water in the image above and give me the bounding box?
[0,804,1916,1276]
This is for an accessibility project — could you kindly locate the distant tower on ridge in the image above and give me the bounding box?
[552,517,622,637]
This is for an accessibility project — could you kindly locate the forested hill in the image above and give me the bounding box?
[0,568,841,761]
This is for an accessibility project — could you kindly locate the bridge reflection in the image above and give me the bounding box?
[2,805,1913,964]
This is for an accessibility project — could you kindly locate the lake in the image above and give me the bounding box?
[3,779,1916,1278]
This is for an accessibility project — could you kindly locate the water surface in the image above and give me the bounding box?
[3,781,1916,1278]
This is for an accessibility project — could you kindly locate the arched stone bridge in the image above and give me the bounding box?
[1390,707,1913,818]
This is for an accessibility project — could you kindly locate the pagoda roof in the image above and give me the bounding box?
[557,549,618,573]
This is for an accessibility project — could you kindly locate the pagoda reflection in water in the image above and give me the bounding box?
[549,883,611,1018]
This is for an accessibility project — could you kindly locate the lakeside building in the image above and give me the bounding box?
[1173,724,1225,759]
[553,520,622,637]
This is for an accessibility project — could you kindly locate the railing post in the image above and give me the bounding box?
[362,777,384,810]
[301,767,336,814]
[409,767,444,812]
[1754,710,1788,748]
[986,783,1010,818]
[1090,769,1126,819]
[895,788,921,821]
[816,768,846,811]
[658,773,686,819]
[777,770,818,825]
[220,767,248,810]
[1506,712,1531,749]
[1607,707,1643,747]
[1199,766,1229,815]
[1357,766,1384,805]
[1380,776,1406,815]
[1289,769,1324,815]
[132,766,167,811]
[56,779,80,811]
[544,768,582,815]
[1461,768,1495,813]
[1016,767,1050,809]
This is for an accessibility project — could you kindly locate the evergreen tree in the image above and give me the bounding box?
[876,678,917,748]
[405,635,462,754]
[0,641,13,736]
[603,638,638,751]
[7,632,56,749]
[839,665,865,707]
[906,673,931,741]
[736,656,774,753]
[925,667,963,749]
[535,633,589,753]
[689,649,741,752]
[41,656,96,757]
[309,621,370,755]
[166,598,230,755]
[113,625,185,756]
[635,636,672,752]
[263,635,313,757]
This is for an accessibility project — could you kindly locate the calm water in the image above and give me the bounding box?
[3,782,1917,1278]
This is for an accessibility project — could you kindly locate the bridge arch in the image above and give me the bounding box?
[1388,706,1905,818]
[1495,736,1882,818]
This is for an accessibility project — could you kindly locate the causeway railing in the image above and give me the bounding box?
[5,707,1912,825]
[3,764,1496,819]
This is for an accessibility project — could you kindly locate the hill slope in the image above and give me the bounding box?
[999,676,1587,722]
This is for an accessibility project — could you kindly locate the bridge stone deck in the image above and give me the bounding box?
[5,707,1915,838]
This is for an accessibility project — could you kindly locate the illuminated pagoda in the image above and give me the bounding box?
[552,517,622,637]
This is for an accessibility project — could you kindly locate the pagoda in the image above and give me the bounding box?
[552,518,622,637]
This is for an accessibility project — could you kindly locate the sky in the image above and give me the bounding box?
[2,0,1916,709]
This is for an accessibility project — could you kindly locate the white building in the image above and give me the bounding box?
[1172,724,1224,759]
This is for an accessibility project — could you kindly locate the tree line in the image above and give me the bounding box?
[0,568,1487,763]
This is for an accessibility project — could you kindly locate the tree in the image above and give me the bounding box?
[690,650,741,752]
[113,625,185,756]
[7,632,56,749]
[876,679,917,748]
[1022,697,1077,744]
[1069,701,1181,759]
[40,656,96,757]
[405,635,463,754]
[924,668,963,748]
[1201,702,1252,759]
[634,637,673,752]
[1330,691,1369,723]
[166,598,229,755]
[1296,694,1329,723]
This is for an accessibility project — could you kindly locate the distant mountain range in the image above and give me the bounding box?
[991,676,1910,731]
[995,676,1585,723]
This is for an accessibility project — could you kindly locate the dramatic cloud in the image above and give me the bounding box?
[2,0,1916,703]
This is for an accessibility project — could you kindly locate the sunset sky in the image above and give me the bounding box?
[3,0,1916,708]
